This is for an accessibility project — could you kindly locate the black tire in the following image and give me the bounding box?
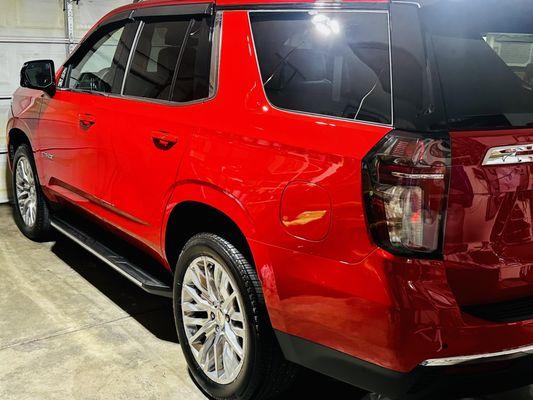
[173,233,298,400]
[12,144,52,241]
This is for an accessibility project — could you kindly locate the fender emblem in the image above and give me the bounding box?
[42,152,54,160]
[482,144,533,166]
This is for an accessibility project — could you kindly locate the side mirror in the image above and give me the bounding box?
[20,60,56,97]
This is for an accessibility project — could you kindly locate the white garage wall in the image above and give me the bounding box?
[0,0,130,203]
[73,0,132,40]
[0,0,66,37]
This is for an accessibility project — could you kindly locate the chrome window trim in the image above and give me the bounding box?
[209,11,223,99]
[244,8,390,13]
[247,8,394,129]
[103,92,216,107]
[391,1,421,8]
[56,11,223,108]
[218,2,388,12]
[421,343,533,367]
[120,21,145,95]
[387,9,394,127]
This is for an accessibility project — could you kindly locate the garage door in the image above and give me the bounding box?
[0,0,130,203]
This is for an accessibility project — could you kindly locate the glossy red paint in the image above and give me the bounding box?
[7,0,533,382]
[445,129,533,306]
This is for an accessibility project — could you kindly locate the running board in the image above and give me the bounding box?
[51,217,173,298]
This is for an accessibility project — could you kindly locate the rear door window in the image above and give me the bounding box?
[123,15,213,102]
[250,11,392,125]
[123,19,190,100]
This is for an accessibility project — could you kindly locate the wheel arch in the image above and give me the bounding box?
[7,128,32,169]
[162,182,257,272]
[163,182,286,332]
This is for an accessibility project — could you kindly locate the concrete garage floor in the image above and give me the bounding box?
[0,202,532,400]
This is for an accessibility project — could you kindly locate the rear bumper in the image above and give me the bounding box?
[256,241,533,373]
[276,330,533,399]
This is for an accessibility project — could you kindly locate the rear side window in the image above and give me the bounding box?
[123,19,190,100]
[250,11,392,125]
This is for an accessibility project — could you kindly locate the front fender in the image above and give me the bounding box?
[6,117,34,169]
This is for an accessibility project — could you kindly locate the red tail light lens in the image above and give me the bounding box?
[363,130,450,258]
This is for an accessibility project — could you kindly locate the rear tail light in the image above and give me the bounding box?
[362,130,451,258]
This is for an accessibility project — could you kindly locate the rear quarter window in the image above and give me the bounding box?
[250,11,392,125]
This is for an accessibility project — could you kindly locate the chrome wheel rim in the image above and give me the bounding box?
[15,156,37,227]
[181,255,248,385]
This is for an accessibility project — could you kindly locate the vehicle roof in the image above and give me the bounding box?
[134,0,389,5]
[86,0,389,41]
[108,0,389,16]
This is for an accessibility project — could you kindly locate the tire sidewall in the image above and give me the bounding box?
[12,144,49,240]
[174,236,262,400]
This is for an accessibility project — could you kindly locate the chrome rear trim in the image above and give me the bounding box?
[421,343,533,367]
[391,172,444,180]
[482,144,533,166]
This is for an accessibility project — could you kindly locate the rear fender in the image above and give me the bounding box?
[162,180,285,330]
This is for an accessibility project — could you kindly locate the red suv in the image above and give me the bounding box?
[7,0,533,398]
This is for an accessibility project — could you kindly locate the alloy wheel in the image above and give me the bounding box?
[15,156,37,227]
[181,255,248,385]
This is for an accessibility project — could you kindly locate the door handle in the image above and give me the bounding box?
[152,131,178,150]
[79,113,96,130]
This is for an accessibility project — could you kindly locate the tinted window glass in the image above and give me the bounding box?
[250,12,392,124]
[172,17,212,102]
[67,25,127,93]
[389,4,447,133]
[421,0,533,130]
[124,19,190,100]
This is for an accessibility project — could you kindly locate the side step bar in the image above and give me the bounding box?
[51,217,173,298]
